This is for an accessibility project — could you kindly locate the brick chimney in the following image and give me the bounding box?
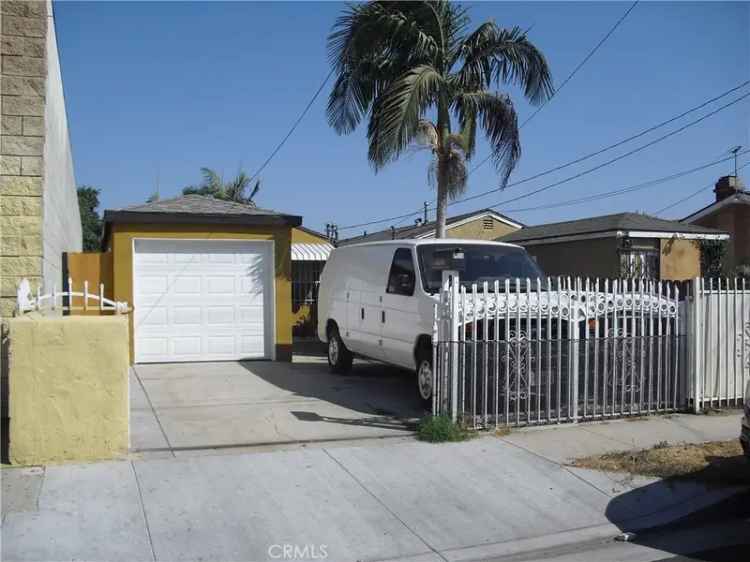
[713,175,745,202]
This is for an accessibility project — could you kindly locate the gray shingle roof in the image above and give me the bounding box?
[338,209,523,246]
[499,212,727,243]
[118,194,284,216]
[104,194,301,226]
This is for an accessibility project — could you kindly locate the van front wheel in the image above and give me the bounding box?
[416,353,433,412]
[327,327,352,374]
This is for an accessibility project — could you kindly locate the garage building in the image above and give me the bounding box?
[100,195,301,363]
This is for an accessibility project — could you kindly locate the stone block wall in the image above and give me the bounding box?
[1,1,81,318]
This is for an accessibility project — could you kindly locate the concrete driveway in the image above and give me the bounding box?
[130,356,424,455]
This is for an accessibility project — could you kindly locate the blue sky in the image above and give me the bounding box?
[55,1,749,235]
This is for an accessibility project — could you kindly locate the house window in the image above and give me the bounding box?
[619,251,659,279]
[482,217,494,230]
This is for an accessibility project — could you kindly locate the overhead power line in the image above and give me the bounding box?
[338,85,750,231]
[247,68,335,183]
[500,151,749,213]
[470,0,640,174]
[654,160,749,215]
[476,90,750,210]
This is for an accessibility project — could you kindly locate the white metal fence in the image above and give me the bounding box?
[16,278,130,315]
[688,277,750,411]
[432,277,685,428]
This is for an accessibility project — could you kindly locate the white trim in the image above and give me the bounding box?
[131,237,277,363]
[512,229,729,246]
[682,192,750,222]
[621,230,729,240]
[415,210,523,239]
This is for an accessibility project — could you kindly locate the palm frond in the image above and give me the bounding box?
[367,64,444,169]
[455,91,520,186]
[455,24,553,105]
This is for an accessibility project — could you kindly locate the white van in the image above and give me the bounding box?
[317,239,542,407]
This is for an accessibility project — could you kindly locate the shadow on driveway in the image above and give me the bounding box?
[603,456,750,560]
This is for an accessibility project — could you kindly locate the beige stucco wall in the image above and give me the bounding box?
[7,315,130,464]
[660,238,701,281]
[447,216,518,240]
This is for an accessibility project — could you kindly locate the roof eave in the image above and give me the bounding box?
[103,210,302,228]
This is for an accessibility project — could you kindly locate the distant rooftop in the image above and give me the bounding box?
[338,209,522,246]
[499,212,727,243]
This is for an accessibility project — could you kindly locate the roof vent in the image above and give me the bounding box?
[483,217,494,230]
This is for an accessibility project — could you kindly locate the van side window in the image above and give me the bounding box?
[386,248,416,296]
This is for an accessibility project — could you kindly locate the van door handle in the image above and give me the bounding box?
[381,310,386,323]
[361,307,364,320]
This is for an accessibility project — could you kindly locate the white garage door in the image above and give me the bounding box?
[133,239,274,363]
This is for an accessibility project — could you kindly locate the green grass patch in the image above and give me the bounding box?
[417,415,471,443]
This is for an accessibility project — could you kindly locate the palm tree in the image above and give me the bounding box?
[182,167,260,205]
[327,0,553,237]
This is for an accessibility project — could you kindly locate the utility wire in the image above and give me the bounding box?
[247,68,336,183]
[469,0,640,174]
[654,160,749,215]
[481,91,750,210]
[500,151,749,213]
[339,87,750,231]
[463,80,749,202]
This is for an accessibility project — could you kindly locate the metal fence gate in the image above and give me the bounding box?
[688,277,750,411]
[432,277,684,428]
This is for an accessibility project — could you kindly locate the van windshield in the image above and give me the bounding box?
[417,244,543,293]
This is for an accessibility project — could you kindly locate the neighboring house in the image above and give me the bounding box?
[1,0,82,318]
[498,212,729,281]
[290,226,333,338]
[338,209,522,246]
[682,175,749,274]
[95,194,301,363]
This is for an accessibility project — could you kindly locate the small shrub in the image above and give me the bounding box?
[417,415,470,443]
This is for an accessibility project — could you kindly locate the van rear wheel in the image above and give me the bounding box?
[327,326,352,374]
[416,352,433,412]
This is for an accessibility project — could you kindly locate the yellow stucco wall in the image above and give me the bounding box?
[660,238,701,281]
[447,216,519,240]
[291,227,328,244]
[110,223,293,362]
[8,315,130,464]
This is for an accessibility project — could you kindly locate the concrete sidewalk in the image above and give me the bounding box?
[1,412,744,562]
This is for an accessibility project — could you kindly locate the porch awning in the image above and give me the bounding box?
[292,242,333,261]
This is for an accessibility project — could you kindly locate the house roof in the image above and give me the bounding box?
[682,190,750,223]
[498,212,728,245]
[101,194,302,249]
[103,194,302,227]
[337,209,523,246]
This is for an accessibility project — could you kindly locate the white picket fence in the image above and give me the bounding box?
[15,277,130,315]
[688,277,750,411]
[433,276,748,428]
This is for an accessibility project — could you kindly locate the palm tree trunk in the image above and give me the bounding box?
[435,162,448,238]
[435,101,451,239]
